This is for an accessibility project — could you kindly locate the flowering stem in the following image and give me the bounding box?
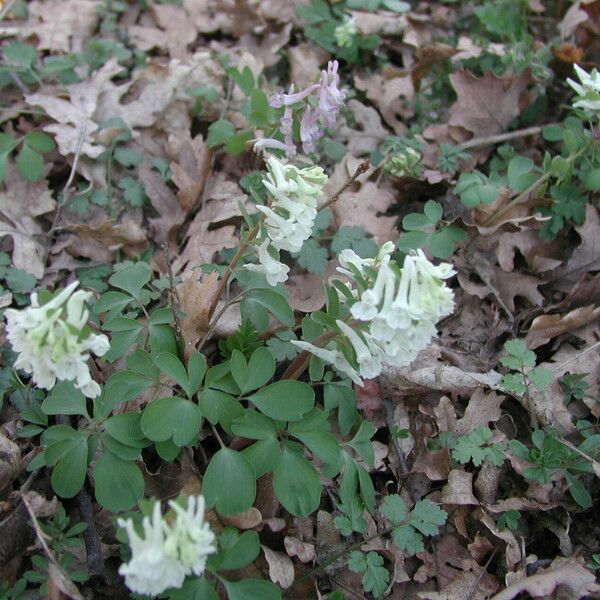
[206,222,261,321]
[281,328,339,380]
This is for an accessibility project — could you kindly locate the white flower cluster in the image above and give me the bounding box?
[118,495,216,597]
[292,243,455,385]
[334,16,357,48]
[567,64,600,113]
[245,156,328,286]
[4,281,109,398]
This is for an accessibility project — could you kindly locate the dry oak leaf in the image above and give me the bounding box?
[496,227,563,273]
[0,165,55,277]
[332,181,397,243]
[170,134,212,213]
[382,362,502,394]
[284,536,315,564]
[262,545,294,589]
[491,558,600,600]
[21,0,99,53]
[287,43,329,89]
[127,3,196,59]
[138,163,186,246]
[525,306,600,349]
[454,389,505,435]
[339,99,390,155]
[441,470,479,505]
[25,59,121,159]
[458,252,544,314]
[176,270,220,359]
[172,177,246,276]
[65,217,147,263]
[448,69,533,141]
[552,204,600,289]
[354,70,413,134]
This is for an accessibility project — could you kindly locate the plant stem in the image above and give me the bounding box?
[318,160,370,213]
[481,139,593,228]
[280,328,338,380]
[458,124,556,150]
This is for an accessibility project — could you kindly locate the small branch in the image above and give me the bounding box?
[318,160,370,213]
[161,242,184,355]
[197,289,245,353]
[76,488,104,578]
[457,124,554,151]
[466,548,498,600]
[481,139,593,228]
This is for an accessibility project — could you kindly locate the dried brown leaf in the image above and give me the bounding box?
[284,536,315,564]
[441,470,479,505]
[262,545,294,589]
[491,558,600,600]
[177,271,220,358]
[170,134,212,212]
[448,70,533,141]
[525,306,600,349]
[0,165,55,277]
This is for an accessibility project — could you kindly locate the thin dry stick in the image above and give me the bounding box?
[457,124,554,150]
[466,548,498,600]
[161,242,184,353]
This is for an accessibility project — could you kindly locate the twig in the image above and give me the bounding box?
[382,396,417,504]
[466,548,498,600]
[318,160,370,212]
[457,124,554,151]
[480,140,593,228]
[197,289,245,353]
[0,0,18,21]
[161,242,184,354]
[49,116,87,239]
[76,487,104,578]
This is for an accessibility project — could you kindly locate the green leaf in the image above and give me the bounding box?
[229,66,255,96]
[118,177,147,206]
[397,230,430,253]
[348,551,390,599]
[381,494,407,525]
[232,410,279,440]
[203,448,256,515]
[16,144,43,182]
[168,578,219,600]
[207,119,235,148]
[48,434,89,498]
[5,267,37,293]
[0,132,15,154]
[429,230,455,259]
[224,131,253,156]
[93,451,144,511]
[347,420,376,468]
[423,200,443,224]
[140,397,201,446]
[221,578,281,600]
[273,444,321,517]
[402,212,432,230]
[242,436,280,478]
[331,226,377,258]
[297,238,328,274]
[24,131,56,154]
[290,429,340,464]
[507,156,537,192]
[581,168,600,191]
[248,381,315,421]
[42,382,89,418]
[214,529,260,570]
[392,523,424,555]
[154,352,189,393]
[501,339,536,369]
[95,290,132,313]
[3,41,36,67]
[108,263,151,298]
[242,289,294,331]
[529,367,553,391]
[409,499,447,536]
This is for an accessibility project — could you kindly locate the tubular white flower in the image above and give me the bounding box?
[297,244,456,384]
[118,502,187,596]
[336,320,383,380]
[291,339,363,386]
[4,281,109,398]
[567,64,600,112]
[255,157,327,255]
[118,496,216,596]
[245,239,290,286]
